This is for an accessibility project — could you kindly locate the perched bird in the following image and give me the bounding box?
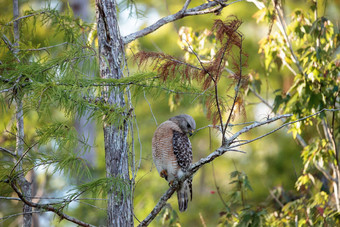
[152,114,196,212]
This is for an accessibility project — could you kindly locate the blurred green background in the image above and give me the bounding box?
[1,0,339,226]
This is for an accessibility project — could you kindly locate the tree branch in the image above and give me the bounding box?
[1,34,20,62]
[10,142,38,176]
[4,10,47,26]
[139,108,340,225]
[272,0,305,76]
[0,196,21,201]
[0,210,45,224]
[249,86,307,148]
[228,109,340,149]
[123,0,241,44]
[138,113,289,226]
[9,181,95,227]
[19,42,69,52]
[0,147,18,158]
[222,34,244,140]
[184,39,227,137]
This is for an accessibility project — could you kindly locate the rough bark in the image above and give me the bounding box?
[13,1,33,226]
[95,0,132,226]
[15,98,33,227]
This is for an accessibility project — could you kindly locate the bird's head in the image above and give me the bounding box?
[169,114,196,136]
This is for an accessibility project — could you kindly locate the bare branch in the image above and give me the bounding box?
[144,91,158,126]
[139,108,340,225]
[77,201,106,211]
[137,182,177,226]
[184,39,225,139]
[229,109,340,149]
[222,34,244,139]
[10,142,38,176]
[315,162,338,183]
[249,87,272,109]
[268,189,284,208]
[139,113,289,226]
[0,75,11,83]
[180,0,191,13]
[9,181,95,227]
[0,147,18,158]
[249,86,308,148]
[19,42,68,52]
[1,34,20,62]
[211,162,228,207]
[123,0,241,44]
[4,11,47,26]
[185,40,216,82]
[272,0,304,76]
[0,87,13,93]
[0,196,21,201]
[0,210,45,224]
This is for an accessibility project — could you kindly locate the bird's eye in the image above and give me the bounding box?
[187,123,191,128]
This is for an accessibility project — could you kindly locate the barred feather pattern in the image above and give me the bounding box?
[152,115,195,212]
[173,131,193,212]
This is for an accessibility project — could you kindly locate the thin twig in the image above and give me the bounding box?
[132,114,143,178]
[1,34,20,62]
[0,210,45,224]
[185,40,215,83]
[0,147,18,158]
[210,126,228,208]
[0,195,108,201]
[19,42,68,52]
[144,91,158,126]
[185,40,225,138]
[222,35,244,139]
[196,124,221,133]
[249,86,307,148]
[10,142,38,176]
[211,162,228,207]
[139,109,340,225]
[0,87,13,93]
[180,0,192,13]
[0,196,21,201]
[314,162,338,183]
[268,189,284,208]
[199,212,207,227]
[229,109,339,149]
[272,0,304,76]
[138,114,289,226]
[9,181,95,227]
[56,81,202,95]
[4,11,47,26]
[249,87,272,109]
[76,201,106,211]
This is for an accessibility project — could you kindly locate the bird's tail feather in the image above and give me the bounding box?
[177,178,192,212]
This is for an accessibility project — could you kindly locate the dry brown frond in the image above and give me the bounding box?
[213,17,242,47]
[134,51,201,82]
[134,16,247,129]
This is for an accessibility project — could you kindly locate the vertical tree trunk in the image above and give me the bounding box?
[95,0,133,226]
[13,1,33,226]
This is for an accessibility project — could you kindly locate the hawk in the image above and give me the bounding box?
[152,114,196,212]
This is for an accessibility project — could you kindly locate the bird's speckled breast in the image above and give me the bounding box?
[152,121,182,182]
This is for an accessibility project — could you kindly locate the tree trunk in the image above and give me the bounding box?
[95,0,133,226]
[13,1,33,226]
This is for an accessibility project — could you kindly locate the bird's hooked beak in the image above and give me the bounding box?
[189,130,195,136]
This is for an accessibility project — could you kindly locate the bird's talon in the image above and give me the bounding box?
[160,170,168,179]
